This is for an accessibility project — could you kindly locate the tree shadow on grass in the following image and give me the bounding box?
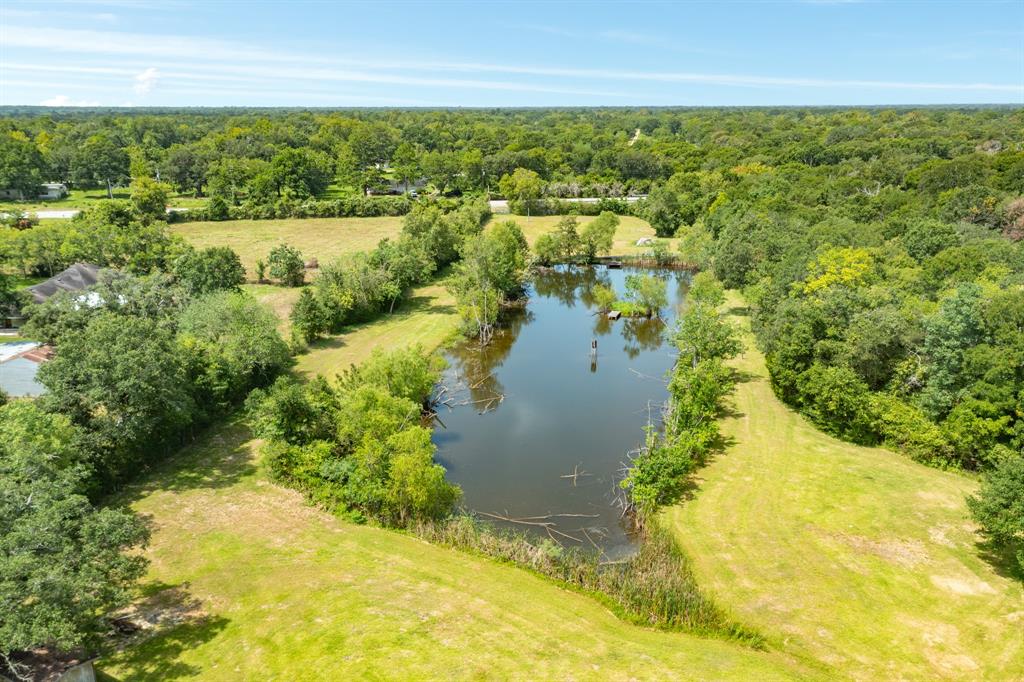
[116,415,258,503]
[724,305,750,318]
[672,432,739,504]
[974,537,1024,584]
[98,582,229,681]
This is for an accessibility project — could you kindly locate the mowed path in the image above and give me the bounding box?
[666,294,1024,681]
[97,297,817,681]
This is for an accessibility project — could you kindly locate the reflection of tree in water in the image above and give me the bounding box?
[532,266,609,308]
[446,308,533,406]
[621,317,665,359]
[674,271,691,309]
[592,314,613,337]
[576,268,612,309]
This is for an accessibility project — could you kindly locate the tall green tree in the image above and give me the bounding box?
[0,132,45,198]
[499,168,543,217]
[38,313,195,483]
[0,402,148,663]
[644,186,683,237]
[71,134,129,198]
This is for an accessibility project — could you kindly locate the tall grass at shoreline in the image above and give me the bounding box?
[413,515,764,646]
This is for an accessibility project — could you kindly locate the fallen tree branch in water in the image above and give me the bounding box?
[477,510,585,544]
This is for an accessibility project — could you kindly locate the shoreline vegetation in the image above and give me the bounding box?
[239,203,751,642]
[3,105,1022,680]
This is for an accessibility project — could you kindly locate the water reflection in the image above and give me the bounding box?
[434,265,689,556]
[622,317,665,359]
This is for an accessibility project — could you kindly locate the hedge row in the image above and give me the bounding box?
[171,196,413,223]
[508,197,644,217]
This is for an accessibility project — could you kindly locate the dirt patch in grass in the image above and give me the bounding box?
[823,530,929,569]
[929,574,997,596]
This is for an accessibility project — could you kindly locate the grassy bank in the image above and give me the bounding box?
[489,214,675,256]
[665,292,1024,680]
[171,216,405,278]
[292,280,459,379]
[95,297,817,680]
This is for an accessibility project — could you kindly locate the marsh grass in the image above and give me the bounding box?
[413,515,763,646]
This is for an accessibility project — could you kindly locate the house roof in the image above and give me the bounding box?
[26,263,101,304]
[0,341,50,397]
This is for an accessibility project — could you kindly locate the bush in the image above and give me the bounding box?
[172,245,246,295]
[267,243,305,286]
[870,393,953,465]
[206,195,230,221]
[796,364,878,444]
[178,291,292,409]
[250,347,459,526]
[967,455,1024,573]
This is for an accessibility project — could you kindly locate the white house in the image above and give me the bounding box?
[0,183,68,200]
[39,182,68,199]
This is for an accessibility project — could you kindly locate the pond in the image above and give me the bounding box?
[432,266,690,558]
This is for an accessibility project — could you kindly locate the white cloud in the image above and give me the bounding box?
[133,66,159,94]
[39,94,101,106]
[3,24,1020,103]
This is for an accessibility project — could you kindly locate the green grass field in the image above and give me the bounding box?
[664,293,1024,680]
[0,188,206,213]
[185,214,658,329]
[491,214,674,256]
[96,297,816,681]
[171,217,406,279]
[293,280,459,379]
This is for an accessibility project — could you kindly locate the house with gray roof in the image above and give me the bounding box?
[26,262,102,304]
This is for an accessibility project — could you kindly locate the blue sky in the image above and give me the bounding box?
[1,0,1021,107]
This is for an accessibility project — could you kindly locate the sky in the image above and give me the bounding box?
[0,0,1021,108]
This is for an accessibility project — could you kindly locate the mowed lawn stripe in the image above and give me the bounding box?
[665,293,1024,681]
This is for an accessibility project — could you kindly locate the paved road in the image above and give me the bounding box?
[30,209,81,219]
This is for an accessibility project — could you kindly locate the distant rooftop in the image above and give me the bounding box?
[0,342,49,397]
[26,263,101,304]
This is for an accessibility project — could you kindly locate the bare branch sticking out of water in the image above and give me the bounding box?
[560,463,592,486]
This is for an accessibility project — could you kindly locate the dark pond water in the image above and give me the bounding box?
[432,266,689,557]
